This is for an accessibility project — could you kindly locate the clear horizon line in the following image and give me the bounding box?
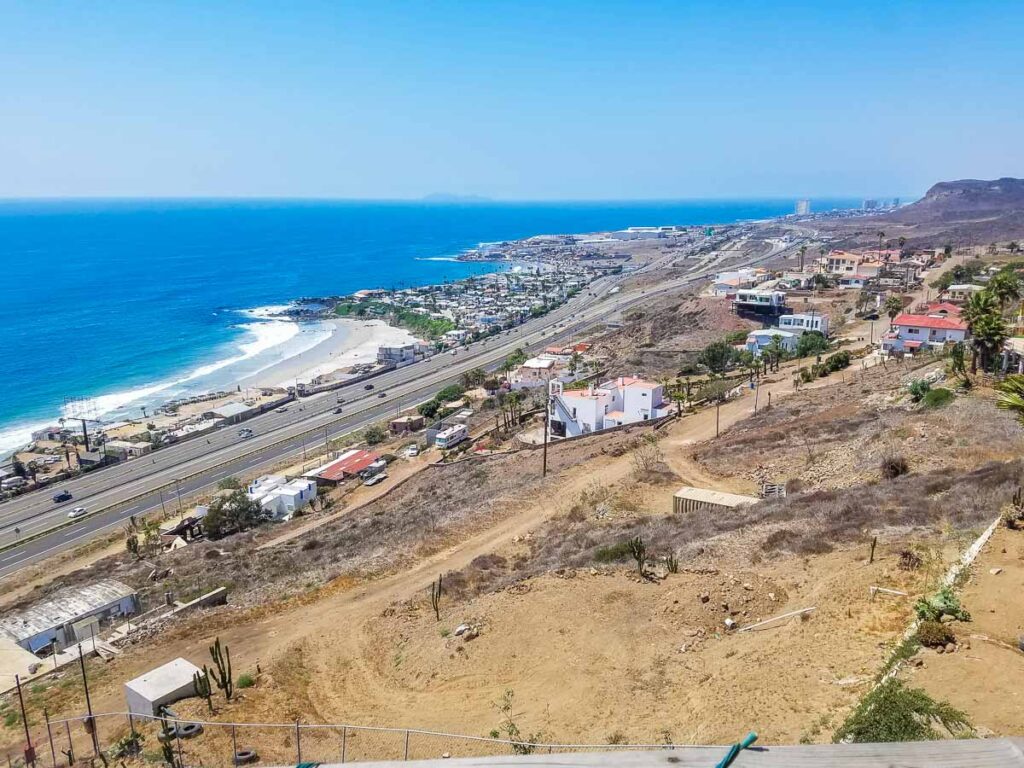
[0,193,914,204]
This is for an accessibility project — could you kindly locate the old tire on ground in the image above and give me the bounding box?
[176,722,203,739]
[234,749,259,764]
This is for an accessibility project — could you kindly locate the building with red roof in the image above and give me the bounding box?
[881,312,968,355]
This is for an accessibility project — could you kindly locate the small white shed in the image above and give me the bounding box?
[124,658,203,717]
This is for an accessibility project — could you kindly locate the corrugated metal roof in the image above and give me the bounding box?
[673,486,759,508]
[0,580,137,643]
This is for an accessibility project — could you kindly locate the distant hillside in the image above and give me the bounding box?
[819,177,1024,247]
[888,177,1024,225]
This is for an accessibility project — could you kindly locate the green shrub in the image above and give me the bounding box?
[914,586,971,622]
[908,379,931,403]
[921,387,954,408]
[916,620,955,648]
[593,541,634,563]
[237,673,255,689]
[833,679,971,743]
[824,350,851,371]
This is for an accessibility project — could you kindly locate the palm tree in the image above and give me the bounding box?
[884,295,904,324]
[996,375,1024,422]
[1009,241,1020,255]
[877,230,886,259]
[989,271,1021,310]
[961,291,1002,373]
[798,244,808,272]
[971,312,1008,373]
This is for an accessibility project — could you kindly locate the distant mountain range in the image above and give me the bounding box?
[820,177,1024,246]
[888,177,1024,225]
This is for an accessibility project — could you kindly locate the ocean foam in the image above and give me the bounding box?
[0,313,315,460]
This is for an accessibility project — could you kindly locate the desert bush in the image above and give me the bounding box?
[916,620,955,648]
[922,387,953,408]
[300,538,320,551]
[880,453,909,479]
[907,379,931,403]
[593,540,634,563]
[897,549,923,571]
[237,673,255,689]
[833,679,971,743]
[632,435,664,474]
[914,586,971,622]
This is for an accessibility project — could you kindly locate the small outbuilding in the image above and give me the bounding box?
[124,657,204,717]
[672,486,760,515]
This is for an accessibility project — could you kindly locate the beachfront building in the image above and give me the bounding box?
[548,377,671,438]
[377,340,431,367]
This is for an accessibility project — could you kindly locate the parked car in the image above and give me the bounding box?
[403,445,419,458]
[363,472,388,487]
[52,490,72,503]
[67,506,87,519]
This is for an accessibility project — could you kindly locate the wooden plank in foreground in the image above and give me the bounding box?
[316,738,1024,768]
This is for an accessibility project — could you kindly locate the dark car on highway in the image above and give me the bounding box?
[364,383,374,390]
[378,392,387,398]
[52,490,72,503]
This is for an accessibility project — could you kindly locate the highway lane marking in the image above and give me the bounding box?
[0,266,727,566]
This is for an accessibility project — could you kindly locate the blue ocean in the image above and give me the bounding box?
[0,198,856,456]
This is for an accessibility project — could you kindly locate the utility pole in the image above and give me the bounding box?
[716,399,721,437]
[14,675,34,767]
[174,478,184,519]
[158,488,167,517]
[541,397,550,477]
[78,647,99,758]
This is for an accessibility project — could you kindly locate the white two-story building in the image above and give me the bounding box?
[777,312,830,336]
[881,313,968,355]
[548,377,672,437]
[246,475,317,521]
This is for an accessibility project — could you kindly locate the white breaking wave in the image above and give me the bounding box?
[414,256,461,262]
[0,310,317,461]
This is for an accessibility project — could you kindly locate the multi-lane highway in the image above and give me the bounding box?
[0,234,798,578]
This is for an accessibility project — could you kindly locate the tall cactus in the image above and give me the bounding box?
[429,575,443,621]
[208,637,233,701]
[193,667,213,712]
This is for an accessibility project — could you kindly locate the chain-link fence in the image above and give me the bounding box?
[6,712,679,768]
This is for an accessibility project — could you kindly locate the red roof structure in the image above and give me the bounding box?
[311,449,381,482]
[892,313,966,331]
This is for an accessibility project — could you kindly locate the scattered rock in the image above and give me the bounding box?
[990,568,1003,576]
[699,593,710,604]
[442,752,452,759]
[945,642,956,654]
[724,618,737,631]
[768,592,776,602]
[936,646,945,654]
[911,656,925,667]
[742,583,753,591]
[464,627,479,641]
[940,614,957,624]
[454,623,471,637]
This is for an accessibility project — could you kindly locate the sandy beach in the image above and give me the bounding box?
[242,318,420,389]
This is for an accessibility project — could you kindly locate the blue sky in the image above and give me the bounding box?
[1,1,1021,199]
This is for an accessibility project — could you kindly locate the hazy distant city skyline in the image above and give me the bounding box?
[1,1,1021,199]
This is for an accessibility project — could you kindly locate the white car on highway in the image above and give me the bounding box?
[67,506,87,519]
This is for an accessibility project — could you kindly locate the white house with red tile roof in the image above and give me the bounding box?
[921,301,963,317]
[881,313,968,354]
[548,377,672,437]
